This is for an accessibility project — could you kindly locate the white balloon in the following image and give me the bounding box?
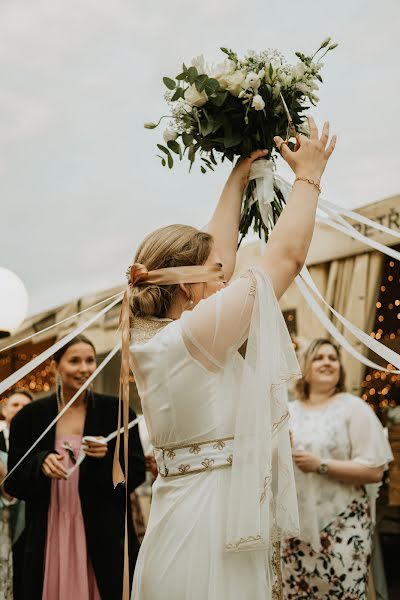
[0,268,28,335]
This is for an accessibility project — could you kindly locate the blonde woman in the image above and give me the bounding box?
[282,338,393,600]
[127,119,336,599]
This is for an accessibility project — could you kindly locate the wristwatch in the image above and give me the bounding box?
[317,461,329,475]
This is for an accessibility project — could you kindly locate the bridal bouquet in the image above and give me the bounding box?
[145,39,337,241]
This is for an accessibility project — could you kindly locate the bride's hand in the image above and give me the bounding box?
[274,116,336,183]
[228,149,268,190]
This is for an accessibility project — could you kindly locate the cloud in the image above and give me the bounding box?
[1,0,399,314]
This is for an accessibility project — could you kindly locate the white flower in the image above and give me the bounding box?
[163,128,178,143]
[219,70,245,96]
[272,81,281,98]
[243,71,261,90]
[191,55,206,75]
[309,80,319,91]
[184,84,208,107]
[296,82,312,94]
[252,94,265,111]
[210,59,235,80]
[292,63,307,79]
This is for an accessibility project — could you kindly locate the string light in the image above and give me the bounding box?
[361,247,400,412]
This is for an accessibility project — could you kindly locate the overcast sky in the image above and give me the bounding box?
[1,0,399,316]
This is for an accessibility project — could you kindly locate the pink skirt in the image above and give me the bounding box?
[42,435,101,600]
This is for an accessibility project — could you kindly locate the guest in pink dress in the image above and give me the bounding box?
[6,335,146,600]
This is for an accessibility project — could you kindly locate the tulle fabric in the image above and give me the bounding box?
[130,267,300,599]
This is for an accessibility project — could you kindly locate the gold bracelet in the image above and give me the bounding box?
[294,176,322,194]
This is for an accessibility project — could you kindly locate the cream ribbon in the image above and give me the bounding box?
[1,342,121,487]
[265,174,400,372]
[248,158,275,225]
[0,294,123,396]
[0,291,123,354]
[66,415,143,478]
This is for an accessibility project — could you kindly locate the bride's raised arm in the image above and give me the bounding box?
[205,149,267,282]
[260,117,336,299]
[182,117,336,369]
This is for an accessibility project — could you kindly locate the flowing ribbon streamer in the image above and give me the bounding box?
[249,159,275,225]
[0,291,123,354]
[265,175,400,370]
[296,269,400,373]
[319,198,400,240]
[0,294,123,396]
[114,290,131,600]
[275,173,400,253]
[66,415,144,477]
[318,208,400,262]
[0,343,121,487]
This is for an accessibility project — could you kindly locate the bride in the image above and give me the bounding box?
[127,118,336,599]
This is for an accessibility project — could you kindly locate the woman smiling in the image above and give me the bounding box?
[282,338,393,600]
[5,335,146,600]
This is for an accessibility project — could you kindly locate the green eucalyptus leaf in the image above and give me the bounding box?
[195,74,208,91]
[171,87,184,101]
[200,165,207,174]
[211,91,228,107]
[167,140,182,156]
[163,77,176,90]
[167,153,173,168]
[203,78,220,95]
[157,144,170,155]
[182,132,194,146]
[187,66,199,84]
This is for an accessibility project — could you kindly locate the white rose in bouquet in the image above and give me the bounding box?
[252,94,265,111]
[184,84,208,107]
[244,71,261,90]
[163,128,178,143]
[219,70,245,96]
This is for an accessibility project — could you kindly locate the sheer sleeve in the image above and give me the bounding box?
[348,395,393,468]
[180,270,257,371]
[184,267,301,553]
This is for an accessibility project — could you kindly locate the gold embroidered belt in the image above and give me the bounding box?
[154,437,234,477]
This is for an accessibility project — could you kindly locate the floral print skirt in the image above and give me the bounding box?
[281,494,372,600]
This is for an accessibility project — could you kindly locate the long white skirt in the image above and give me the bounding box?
[132,468,277,599]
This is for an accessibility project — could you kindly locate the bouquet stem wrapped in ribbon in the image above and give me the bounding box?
[146,39,337,242]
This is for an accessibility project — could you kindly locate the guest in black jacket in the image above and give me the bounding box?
[5,335,146,600]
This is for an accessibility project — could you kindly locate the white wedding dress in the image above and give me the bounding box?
[130,268,300,600]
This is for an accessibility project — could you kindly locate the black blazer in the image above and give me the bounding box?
[0,429,6,453]
[5,392,146,600]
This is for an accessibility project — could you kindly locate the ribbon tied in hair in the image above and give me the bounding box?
[115,260,225,600]
[128,263,149,287]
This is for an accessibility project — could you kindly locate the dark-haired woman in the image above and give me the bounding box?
[282,339,393,600]
[5,335,146,600]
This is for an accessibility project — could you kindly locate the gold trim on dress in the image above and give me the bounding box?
[225,535,262,550]
[154,436,234,453]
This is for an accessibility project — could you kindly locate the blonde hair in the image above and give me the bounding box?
[293,338,346,401]
[129,224,213,318]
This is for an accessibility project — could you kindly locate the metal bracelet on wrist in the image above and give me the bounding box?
[317,460,329,475]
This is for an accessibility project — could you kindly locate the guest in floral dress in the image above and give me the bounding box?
[5,335,146,600]
[282,338,393,600]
